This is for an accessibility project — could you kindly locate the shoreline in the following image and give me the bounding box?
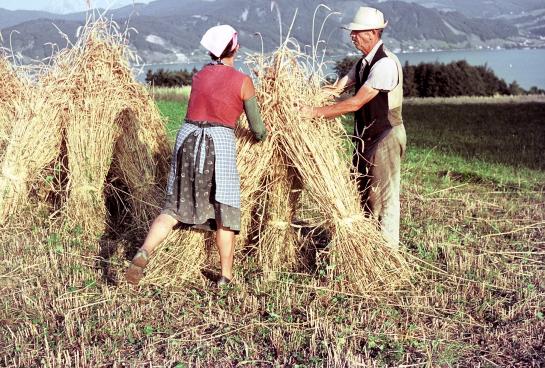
[134,45,545,68]
[404,94,545,104]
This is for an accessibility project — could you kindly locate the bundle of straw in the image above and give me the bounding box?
[236,115,278,242]
[0,57,26,115]
[0,82,63,221]
[0,57,27,154]
[54,27,132,235]
[112,96,171,229]
[62,22,171,232]
[256,156,300,277]
[247,49,411,292]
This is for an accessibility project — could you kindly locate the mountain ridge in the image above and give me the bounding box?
[1,0,543,64]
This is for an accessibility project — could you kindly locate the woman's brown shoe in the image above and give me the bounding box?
[125,249,149,285]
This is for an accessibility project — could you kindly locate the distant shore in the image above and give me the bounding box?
[135,48,545,89]
[404,94,545,105]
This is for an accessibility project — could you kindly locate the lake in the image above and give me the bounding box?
[396,48,545,90]
[135,48,545,90]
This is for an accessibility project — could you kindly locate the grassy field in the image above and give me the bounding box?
[407,102,545,171]
[1,95,544,366]
[156,99,187,141]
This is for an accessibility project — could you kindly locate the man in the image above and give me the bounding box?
[301,7,406,247]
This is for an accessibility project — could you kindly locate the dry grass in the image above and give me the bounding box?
[108,66,171,232]
[63,86,126,236]
[51,23,169,237]
[0,56,28,160]
[0,56,26,115]
[256,156,300,277]
[0,15,543,368]
[0,19,199,262]
[235,119,278,243]
[142,229,207,287]
[241,49,411,293]
[0,75,62,221]
[0,20,172,240]
[1,173,543,366]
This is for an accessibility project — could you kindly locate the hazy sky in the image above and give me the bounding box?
[1,0,154,13]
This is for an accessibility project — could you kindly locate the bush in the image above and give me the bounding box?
[332,57,543,97]
[145,67,198,87]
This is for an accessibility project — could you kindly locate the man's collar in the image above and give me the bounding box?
[362,40,384,64]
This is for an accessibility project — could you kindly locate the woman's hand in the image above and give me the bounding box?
[298,105,316,119]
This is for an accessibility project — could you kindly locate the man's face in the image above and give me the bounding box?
[350,29,377,55]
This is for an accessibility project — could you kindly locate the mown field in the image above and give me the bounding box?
[1,95,544,367]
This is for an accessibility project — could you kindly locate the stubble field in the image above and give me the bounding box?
[1,95,544,367]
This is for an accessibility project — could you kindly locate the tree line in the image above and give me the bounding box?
[145,68,197,88]
[146,58,543,97]
[333,57,544,97]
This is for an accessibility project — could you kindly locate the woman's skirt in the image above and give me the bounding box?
[162,129,241,233]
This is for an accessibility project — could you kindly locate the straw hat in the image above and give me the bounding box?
[200,24,238,58]
[343,7,388,31]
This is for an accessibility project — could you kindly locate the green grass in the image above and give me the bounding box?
[338,101,545,191]
[404,102,545,171]
[404,146,545,192]
[150,86,191,102]
[156,99,187,140]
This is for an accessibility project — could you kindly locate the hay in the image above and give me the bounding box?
[83,26,172,229]
[49,21,170,236]
[141,229,206,286]
[246,49,412,292]
[257,157,300,277]
[48,21,203,277]
[236,124,277,241]
[0,19,205,282]
[0,56,26,116]
[53,34,129,236]
[0,81,63,221]
[0,57,27,155]
[112,98,170,230]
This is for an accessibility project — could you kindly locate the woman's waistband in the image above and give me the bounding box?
[185,119,234,130]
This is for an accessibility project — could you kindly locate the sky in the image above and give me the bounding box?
[0,0,155,14]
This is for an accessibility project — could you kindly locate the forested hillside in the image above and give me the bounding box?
[0,0,535,64]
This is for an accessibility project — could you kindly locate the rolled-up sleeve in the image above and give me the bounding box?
[364,58,398,92]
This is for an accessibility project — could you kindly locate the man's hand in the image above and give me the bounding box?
[320,84,344,98]
[321,76,352,98]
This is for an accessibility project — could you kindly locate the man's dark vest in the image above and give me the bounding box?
[354,44,392,146]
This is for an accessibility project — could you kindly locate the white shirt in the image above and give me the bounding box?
[346,40,398,92]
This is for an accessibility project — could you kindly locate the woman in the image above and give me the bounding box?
[125,25,267,286]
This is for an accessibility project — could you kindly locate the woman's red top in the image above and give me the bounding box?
[185,64,247,128]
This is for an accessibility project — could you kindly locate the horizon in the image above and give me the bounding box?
[0,0,154,14]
